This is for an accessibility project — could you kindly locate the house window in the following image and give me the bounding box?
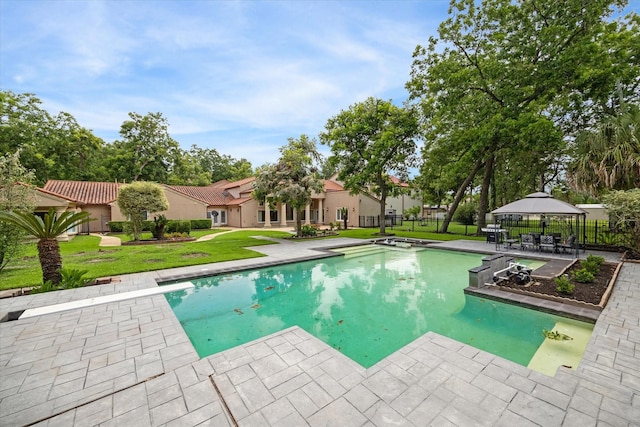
[337,209,348,222]
[258,210,278,223]
[286,206,294,221]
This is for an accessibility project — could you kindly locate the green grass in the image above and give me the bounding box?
[114,228,228,242]
[0,223,483,290]
[336,222,487,241]
[0,230,290,290]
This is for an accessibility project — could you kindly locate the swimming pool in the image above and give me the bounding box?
[164,246,593,370]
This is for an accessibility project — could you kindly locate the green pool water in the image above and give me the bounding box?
[164,246,593,368]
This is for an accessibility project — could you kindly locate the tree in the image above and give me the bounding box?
[49,112,109,182]
[183,145,253,184]
[227,158,254,181]
[252,135,324,237]
[0,150,37,272]
[320,97,419,235]
[602,189,640,259]
[106,112,181,183]
[407,0,639,233]
[0,91,108,184]
[117,182,169,240]
[569,105,640,194]
[1,91,56,185]
[0,209,94,285]
[167,147,212,186]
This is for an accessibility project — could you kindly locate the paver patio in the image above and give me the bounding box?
[0,238,638,426]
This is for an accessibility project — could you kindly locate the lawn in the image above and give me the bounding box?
[0,230,291,290]
[0,223,485,291]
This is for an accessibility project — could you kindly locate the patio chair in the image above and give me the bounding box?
[539,235,557,253]
[501,230,519,250]
[520,234,536,251]
[557,235,576,253]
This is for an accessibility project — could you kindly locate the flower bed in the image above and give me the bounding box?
[496,261,621,306]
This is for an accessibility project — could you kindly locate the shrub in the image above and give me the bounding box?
[60,268,89,289]
[167,232,189,239]
[122,221,134,237]
[573,268,595,283]
[301,224,318,237]
[152,215,168,240]
[554,275,575,294]
[108,221,125,232]
[586,254,605,266]
[166,220,191,234]
[453,202,476,225]
[580,260,599,275]
[32,280,58,294]
[190,219,212,229]
[30,268,89,293]
[117,181,169,241]
[581,254,605,274]
[112,219,208,233]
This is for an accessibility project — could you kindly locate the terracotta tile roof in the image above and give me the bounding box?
[165,185,232,206]
[218,176,255,189]
[209,180,230,188]
[35,186,76,202]
[389,176,409,187]
[226,197,253,206]
[323,179,344,192]
[43,180,119,204]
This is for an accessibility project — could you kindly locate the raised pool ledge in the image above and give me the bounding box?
[464,285,601,323]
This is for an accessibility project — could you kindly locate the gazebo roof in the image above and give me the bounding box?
[491,192,586,215]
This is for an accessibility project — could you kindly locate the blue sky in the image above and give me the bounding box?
[1,0,448,167]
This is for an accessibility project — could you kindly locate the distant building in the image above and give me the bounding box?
[33,175,423,233]
[576,204,608,221]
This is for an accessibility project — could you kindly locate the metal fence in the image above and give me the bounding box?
[358,215,404,228]
[359,214,628,249]
[496,217,627,247]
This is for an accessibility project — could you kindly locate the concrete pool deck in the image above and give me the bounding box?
[0,238,638,426]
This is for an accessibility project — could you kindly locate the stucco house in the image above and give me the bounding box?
[34,176,422,232]
[43,180,118,234]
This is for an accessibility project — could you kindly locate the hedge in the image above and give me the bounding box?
[108,220,153,232]
[108,219,210,233]
[166,220,191,234]
[190,219,212,229]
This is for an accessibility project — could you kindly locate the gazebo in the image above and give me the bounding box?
[491,192,587,257]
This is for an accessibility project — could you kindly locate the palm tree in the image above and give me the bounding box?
[0,208,94,285]
[570,107,640,194]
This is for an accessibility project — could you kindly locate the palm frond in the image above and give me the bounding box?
[0,208,94,239]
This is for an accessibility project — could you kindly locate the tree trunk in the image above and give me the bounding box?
[476,154,494,234]
[296,208,303,237]
[440,159,484,233]
[379,185,388,235]
[38,238,62,285]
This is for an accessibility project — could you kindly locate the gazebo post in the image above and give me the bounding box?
[575,214,579,258]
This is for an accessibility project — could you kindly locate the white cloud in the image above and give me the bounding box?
[1,0,445,167]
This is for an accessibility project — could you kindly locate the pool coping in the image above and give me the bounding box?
[1,238,637,426]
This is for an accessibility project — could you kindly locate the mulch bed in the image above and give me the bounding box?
[121,237,196,245]
[496,261,619,306]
